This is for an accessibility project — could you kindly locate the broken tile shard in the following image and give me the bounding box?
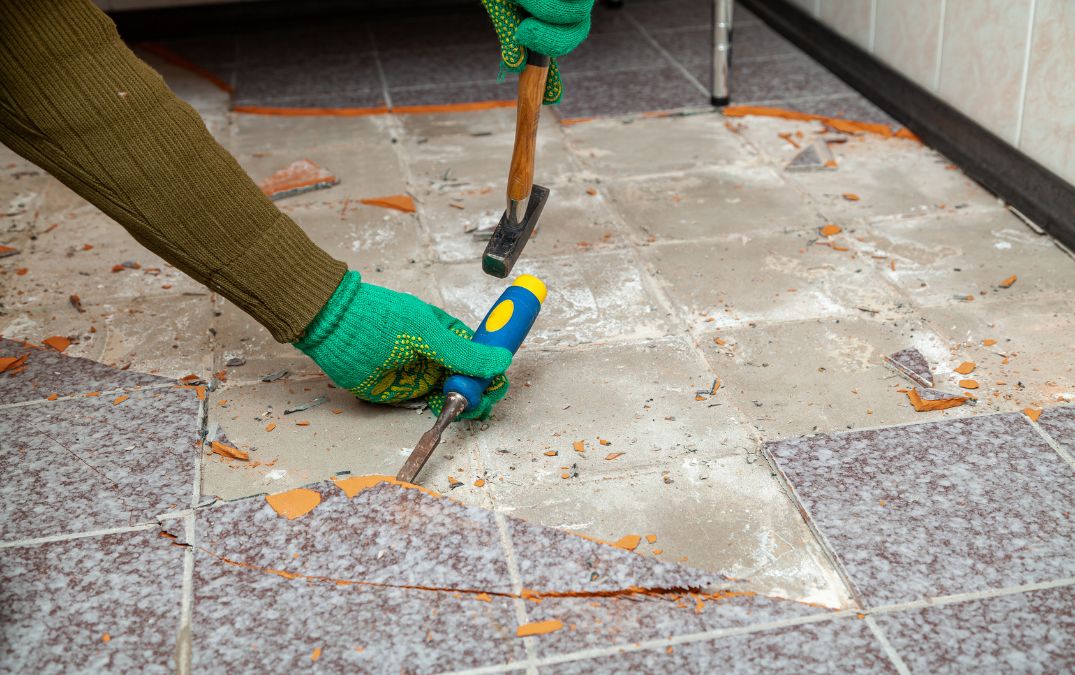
[258,159,339,201]
[614,534,641,551]
[884,348,935,388]
[516,619,563,637]
[42,336,71,353]
[360,194,416,213]
[265,488,321,520]
[954,361,976,375]
[819,224,842,237]
[211,440,249,461]
[905,387,967,412]
[998,274,1017,289]
[785,139,836,172]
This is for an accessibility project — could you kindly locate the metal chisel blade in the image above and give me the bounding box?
[396,393,469,484]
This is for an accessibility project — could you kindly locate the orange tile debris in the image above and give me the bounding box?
[954,362,976,375]
[310,647,322,662]
[905,389,966,412]
[721,105,904,138]
[474,593,492,602]
[101,633,110,643]
[614,534,641,551]
[0,354,28,373]
[1024,407,1042,422]
[112,395,129,406]
[982,339,997,347]
[645,534,657,544]
[359,194,416,213]
[473,478,486,488]
[265,488,322,520]
[959,379,979,389]
[0,244,18,256]
[543,450,557,457]
[332,474,439,499]
[46,393,59,401]
[998,274,1017,288]
[605,452,624,460]
[42,336,71,352]
[516,620,563,637]
[179,374,200,383]
[842,192,861,202]
[265,422,276,432]
[257,159,339,200]
[295,420,310,427]
[572,440,585,453]
[211,440,249,461]
[819,224,842,237]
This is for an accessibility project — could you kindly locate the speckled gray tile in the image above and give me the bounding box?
[556,66,705,119]
[0,338,167,405]
[724,54,853,104]
[390,81,516,109]
[549,615,896,673]
[195,480,514,592]
[767,413,1075,607]
[652,22,801,68]
[379,44,499,91]
[884,347,935,388]
[233,55,382,107]
[785,94,900,127]
[0,387,199,541]
[560,31,667,75]
[1037,406,1075,458]
[0,529,184,673]
[192,550,525,673]
[875,586,1075,674]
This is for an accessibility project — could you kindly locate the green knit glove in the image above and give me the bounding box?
[295,271,512,420]
[481,0,595,104]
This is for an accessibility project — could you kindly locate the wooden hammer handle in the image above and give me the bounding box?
[507,53,550,202]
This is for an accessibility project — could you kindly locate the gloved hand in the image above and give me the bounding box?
[295,271,512,420]
[481,0,595,104]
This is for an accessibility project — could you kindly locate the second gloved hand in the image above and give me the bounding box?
[295,271,512,420]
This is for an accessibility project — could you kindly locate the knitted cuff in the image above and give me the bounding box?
[293,269,362,350]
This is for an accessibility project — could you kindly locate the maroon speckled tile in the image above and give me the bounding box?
[1036,405,1075,457]
[195,480,513,592]
[0,338,166,405]
[884,347,934,388]
[0,387,199,541]
[0,529,185,673]
[875,586,1075,674]
[189,479,530,672]
[549,615,897,674]
[767,413,1075,607]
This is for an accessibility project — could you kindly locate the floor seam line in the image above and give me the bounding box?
[493,512,539,672]
[622,12,710,97]
[0,522,158,549]
[1028,417,1075,469]
[866,576,1075,614]
[176,512,196,675]
[864,615,911,675]
[0,382,177,410]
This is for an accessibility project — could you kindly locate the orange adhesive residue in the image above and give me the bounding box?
[42,336,71,352]
[645,534,657,544]
[265,422,276,432]
[101,633,111,643]
[982,338,997,347]
[265,488,322,520]
[722,105,902,138]
[954,361,976,375]
[999,274,1017,288]
[905,389,966,412]
[359,194,416,213]
[516,619,563,637]
[211,441,249,461]
[112,395,129,406]
[310,647,321,662]
[614,534,641,551]
[332,474,439,500]
[819,224,842,237]
[257,159,339,199]
[1024,407,1042,422]
[842,192,861,202]
[605,452,624,460]
[46,393,59,401]
[474,593,492,602]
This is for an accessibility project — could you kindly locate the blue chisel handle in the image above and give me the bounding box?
[444,274,547,411]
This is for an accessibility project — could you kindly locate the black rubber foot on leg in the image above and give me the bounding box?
[603,0,624,9]
[711,96,730,107]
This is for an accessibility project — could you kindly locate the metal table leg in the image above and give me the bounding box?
[712,0,733,106]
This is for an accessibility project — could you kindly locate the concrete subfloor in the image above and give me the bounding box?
[4,51,1075,615]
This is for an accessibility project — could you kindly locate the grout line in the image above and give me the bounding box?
[932,0,948,92]
[365,24,394,110]
[621,12,710,97]
[1028,418,1075,470]
[0,382,177,411]
[493,512,539,674]
[176,512,195,675]
[868,576,1075,615]
[864,615,911,675]
[1013,0,1038,148]
[0,522,158,549]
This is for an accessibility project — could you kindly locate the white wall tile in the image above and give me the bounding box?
[874,0,944,88]
[818,0,874,50]
[937,0,1033,144]
[1019,0,1075,185]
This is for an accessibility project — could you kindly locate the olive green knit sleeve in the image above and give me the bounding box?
[0,0,346,342]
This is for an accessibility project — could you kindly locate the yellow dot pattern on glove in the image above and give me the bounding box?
[482,0,526,71]
[350,333,441,403]
[544,60,563,104]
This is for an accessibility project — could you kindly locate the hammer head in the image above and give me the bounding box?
[482,184,549,278]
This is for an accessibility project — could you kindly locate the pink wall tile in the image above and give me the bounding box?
[874,0,944,88]
[937,0,1033,144]
[819,0,874,50]
[1019,0,1075,185]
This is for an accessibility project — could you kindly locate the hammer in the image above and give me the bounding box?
[482,51,551,278]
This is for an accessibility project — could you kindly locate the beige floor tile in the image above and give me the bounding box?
[433,250,672,349]
[700,316,967,439]
[853,209,1075,308]
[471,338,754,483]
[487,461,853,608]
[416,181,631,263]
[644,233,908,333]
[606,165,824,242]
[918,294,1075,412]
[563,113,756,179]
[395,105,558,140]
[287,201,428,271]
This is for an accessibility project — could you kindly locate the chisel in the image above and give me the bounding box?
[396,274,547,484]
